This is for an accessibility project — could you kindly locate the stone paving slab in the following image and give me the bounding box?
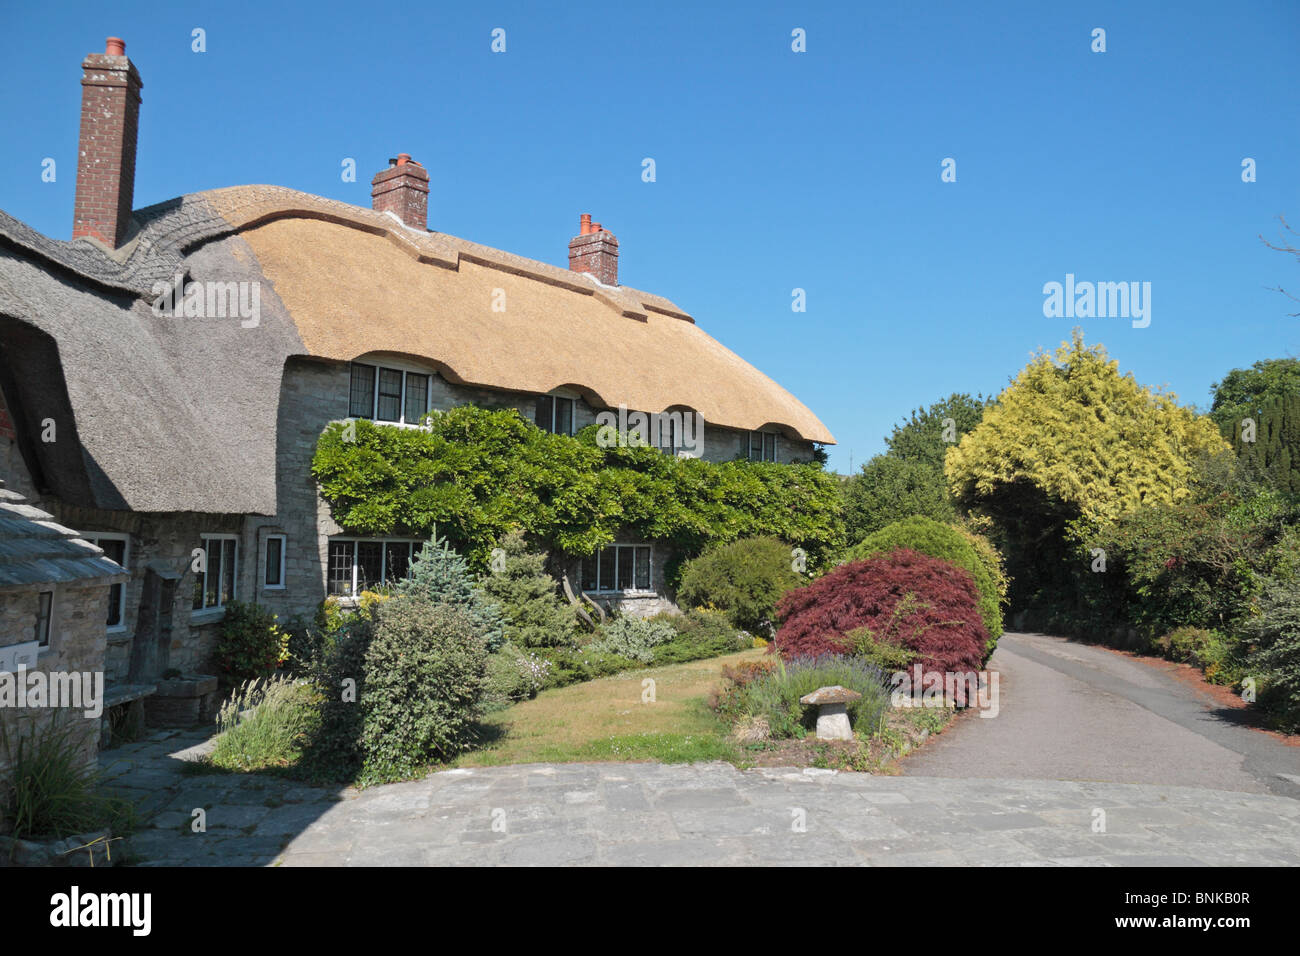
[99,731,1300,867]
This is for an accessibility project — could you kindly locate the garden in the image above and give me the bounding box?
[180,332,1299,796]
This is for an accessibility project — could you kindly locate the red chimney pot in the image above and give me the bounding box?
[106,37,125,56]
[568,214,619,285]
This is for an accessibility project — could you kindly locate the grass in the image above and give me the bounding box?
[455,648,765,767]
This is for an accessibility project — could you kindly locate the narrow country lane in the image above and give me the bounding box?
[904,633,1300,800]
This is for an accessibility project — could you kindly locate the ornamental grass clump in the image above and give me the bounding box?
[727,656,891,739]
[209,676,320,772]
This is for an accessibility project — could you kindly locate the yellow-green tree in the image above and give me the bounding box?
[945,332,1230,616]
[947,332,1229,525]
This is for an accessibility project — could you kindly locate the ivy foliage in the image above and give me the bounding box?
[312,406,845,577]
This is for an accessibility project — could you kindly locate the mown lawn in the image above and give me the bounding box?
[455,648,766,767]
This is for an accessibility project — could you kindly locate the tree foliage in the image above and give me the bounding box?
[946,332,1231,528]
[841,455,954,541]
[479,529,576,648]
[1209,357,1300,434]
[886,392,992,472]
[774,550,989,694]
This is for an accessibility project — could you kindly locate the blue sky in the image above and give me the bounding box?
[1,0,1296,472]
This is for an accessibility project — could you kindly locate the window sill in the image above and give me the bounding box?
[190,607,229,625]
[262,585,286,592]
[584,589,657,598]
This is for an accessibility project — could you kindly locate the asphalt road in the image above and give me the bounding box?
[903,632,1300,799]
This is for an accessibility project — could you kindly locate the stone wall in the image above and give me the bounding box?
[0,581,112,781]
[35,506,240,681]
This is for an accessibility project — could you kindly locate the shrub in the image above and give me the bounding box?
[1241,575,1300,732]
[1156,627,1222,666]
[847,623,921,671]
[209,676,319,772]
[588,615,678,664]
[1087,490,1279,639]
[846,516,1004,650]
[677,536,805,634]
[298,615,374,782]
[649,609,747,664]
[724,656,891,739]
[212,601,290,684]
[357,597,490,784]
[484,643,552,706]
[396,536,505,651]
[530,646,644,689]
[480,530,576,648]
[775,550,989,699]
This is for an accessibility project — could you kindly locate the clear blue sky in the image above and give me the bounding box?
[2,1,1296,472]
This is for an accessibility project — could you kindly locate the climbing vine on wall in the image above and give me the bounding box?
[311,406,845,581]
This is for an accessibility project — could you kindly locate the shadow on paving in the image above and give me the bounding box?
[100,733,1300,867]
[99,727,347,868]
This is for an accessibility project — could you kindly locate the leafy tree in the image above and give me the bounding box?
[479,529,575,648]
[948,333,1229,527]
[886,392,992,472]
[841,455,954,542]
[1209,357,1300,436]
[1228,393,1300,499]
[945,332,1230,613]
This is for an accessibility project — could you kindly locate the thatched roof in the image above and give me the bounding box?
[0,484,127,591]
[0,184,832,514]
[196,186,833,442]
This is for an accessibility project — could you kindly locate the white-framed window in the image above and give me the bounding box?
[748,431,778,462]
[581,544,652,593]
[84,532,129,631]
[193,534,239,612]
[35,590,54,647]
[535,393,575,436]
[349,361,432,425]
[327,538,424,598]
[264,534,287,590]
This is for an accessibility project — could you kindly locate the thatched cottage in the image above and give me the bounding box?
[0,38,833,684]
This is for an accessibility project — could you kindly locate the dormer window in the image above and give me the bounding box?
[535,394,575,436]
[748,430,778,462]
[349,361,432,425]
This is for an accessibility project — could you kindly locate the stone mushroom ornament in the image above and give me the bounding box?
[799,685,863,741]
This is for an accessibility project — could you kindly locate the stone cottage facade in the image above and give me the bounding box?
[0,481,126,787]
[0,38,835,685]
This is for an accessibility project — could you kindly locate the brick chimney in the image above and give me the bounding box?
[72,37,143,247]
[568,214,619,286]
[371,154,429,230]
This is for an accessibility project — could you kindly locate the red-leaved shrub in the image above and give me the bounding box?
[774,549,989,687]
